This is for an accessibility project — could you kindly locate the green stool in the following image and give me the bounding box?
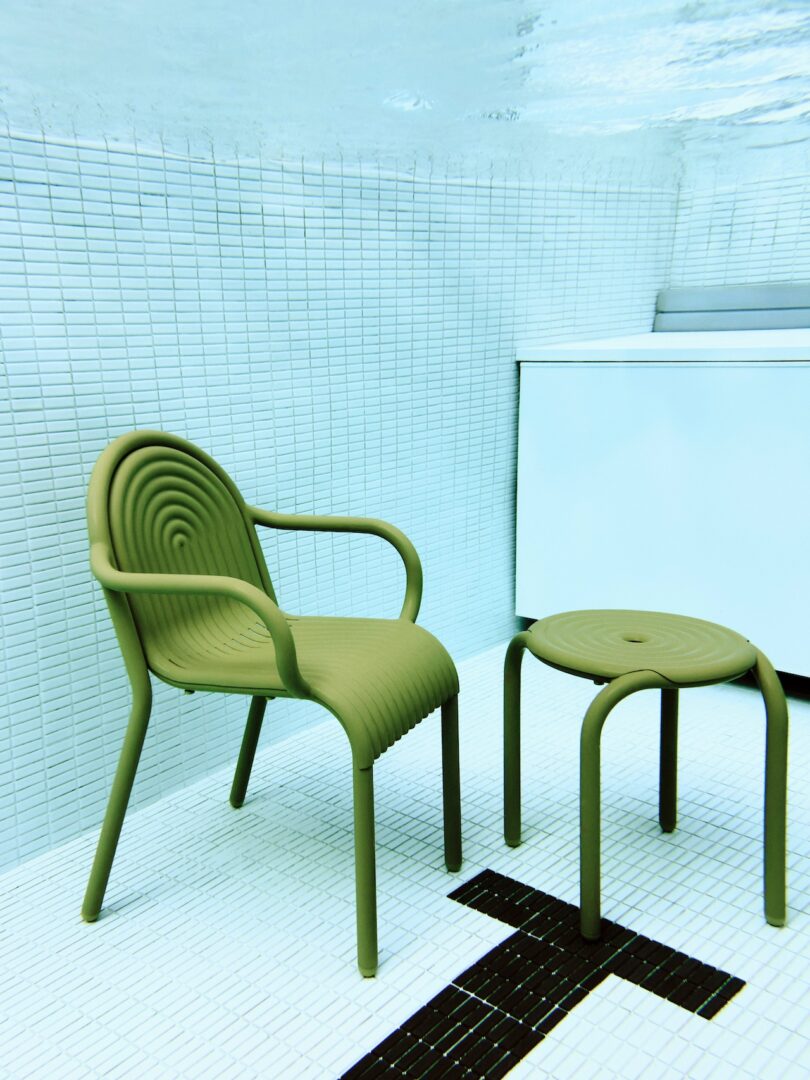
[503,609,789,939]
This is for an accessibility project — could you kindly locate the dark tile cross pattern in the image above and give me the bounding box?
[341,869,745,1079]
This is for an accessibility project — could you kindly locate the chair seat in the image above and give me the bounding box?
[525,609,757,686]
[149,613,459,766]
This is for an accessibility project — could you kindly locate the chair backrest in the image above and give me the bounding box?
[87,430,276,673]
[654,283,810,331]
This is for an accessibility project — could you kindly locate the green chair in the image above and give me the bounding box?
[503,609,788,939]
[82,430,461,976]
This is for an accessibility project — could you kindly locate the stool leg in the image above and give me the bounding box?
[504,633,531,847]
[751,649,788,928]
[659,689,679,833]
[581,670,666,940]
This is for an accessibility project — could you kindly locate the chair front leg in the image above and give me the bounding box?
[441,694,462,872]
[752,649,789,927]
[230,695,269,808]
[82,678,152,921]
[353,764,378,976]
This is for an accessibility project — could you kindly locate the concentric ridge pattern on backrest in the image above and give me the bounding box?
[90,431,274,676]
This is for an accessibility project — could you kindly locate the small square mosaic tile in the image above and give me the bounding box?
[1,642,809,1078]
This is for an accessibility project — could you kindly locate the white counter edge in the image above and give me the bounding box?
[518,329,810,364]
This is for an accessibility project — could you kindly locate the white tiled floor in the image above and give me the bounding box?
[1,643,809,1078]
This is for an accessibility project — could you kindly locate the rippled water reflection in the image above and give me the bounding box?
[513,1,810,145]
[1,1,807,164]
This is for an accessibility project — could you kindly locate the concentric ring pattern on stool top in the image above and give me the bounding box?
[526,609,758,685]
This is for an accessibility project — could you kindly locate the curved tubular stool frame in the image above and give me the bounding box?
[503,613,788,940]
[82,430,462,977]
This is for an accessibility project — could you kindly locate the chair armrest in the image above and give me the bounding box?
[89,542,311,697]
[248,506,423,622]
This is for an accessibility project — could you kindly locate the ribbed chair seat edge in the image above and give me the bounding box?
[145,615,459,766]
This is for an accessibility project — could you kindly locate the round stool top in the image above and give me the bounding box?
[526,610,757,685]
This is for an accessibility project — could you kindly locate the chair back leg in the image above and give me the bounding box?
[659,689,679,833]
[230,695,269,808]
[441,695,462,872]
[353,764,378,976]
[82,681,152,921]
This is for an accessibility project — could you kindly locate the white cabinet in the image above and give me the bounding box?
[516,332,810,675]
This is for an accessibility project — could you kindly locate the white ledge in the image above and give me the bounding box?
[518,329,810,363]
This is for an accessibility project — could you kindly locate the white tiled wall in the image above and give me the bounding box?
[670,172,810,286]
[1,128,680,871]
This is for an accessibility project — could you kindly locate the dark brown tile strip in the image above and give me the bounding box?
[340,870,745,1079]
